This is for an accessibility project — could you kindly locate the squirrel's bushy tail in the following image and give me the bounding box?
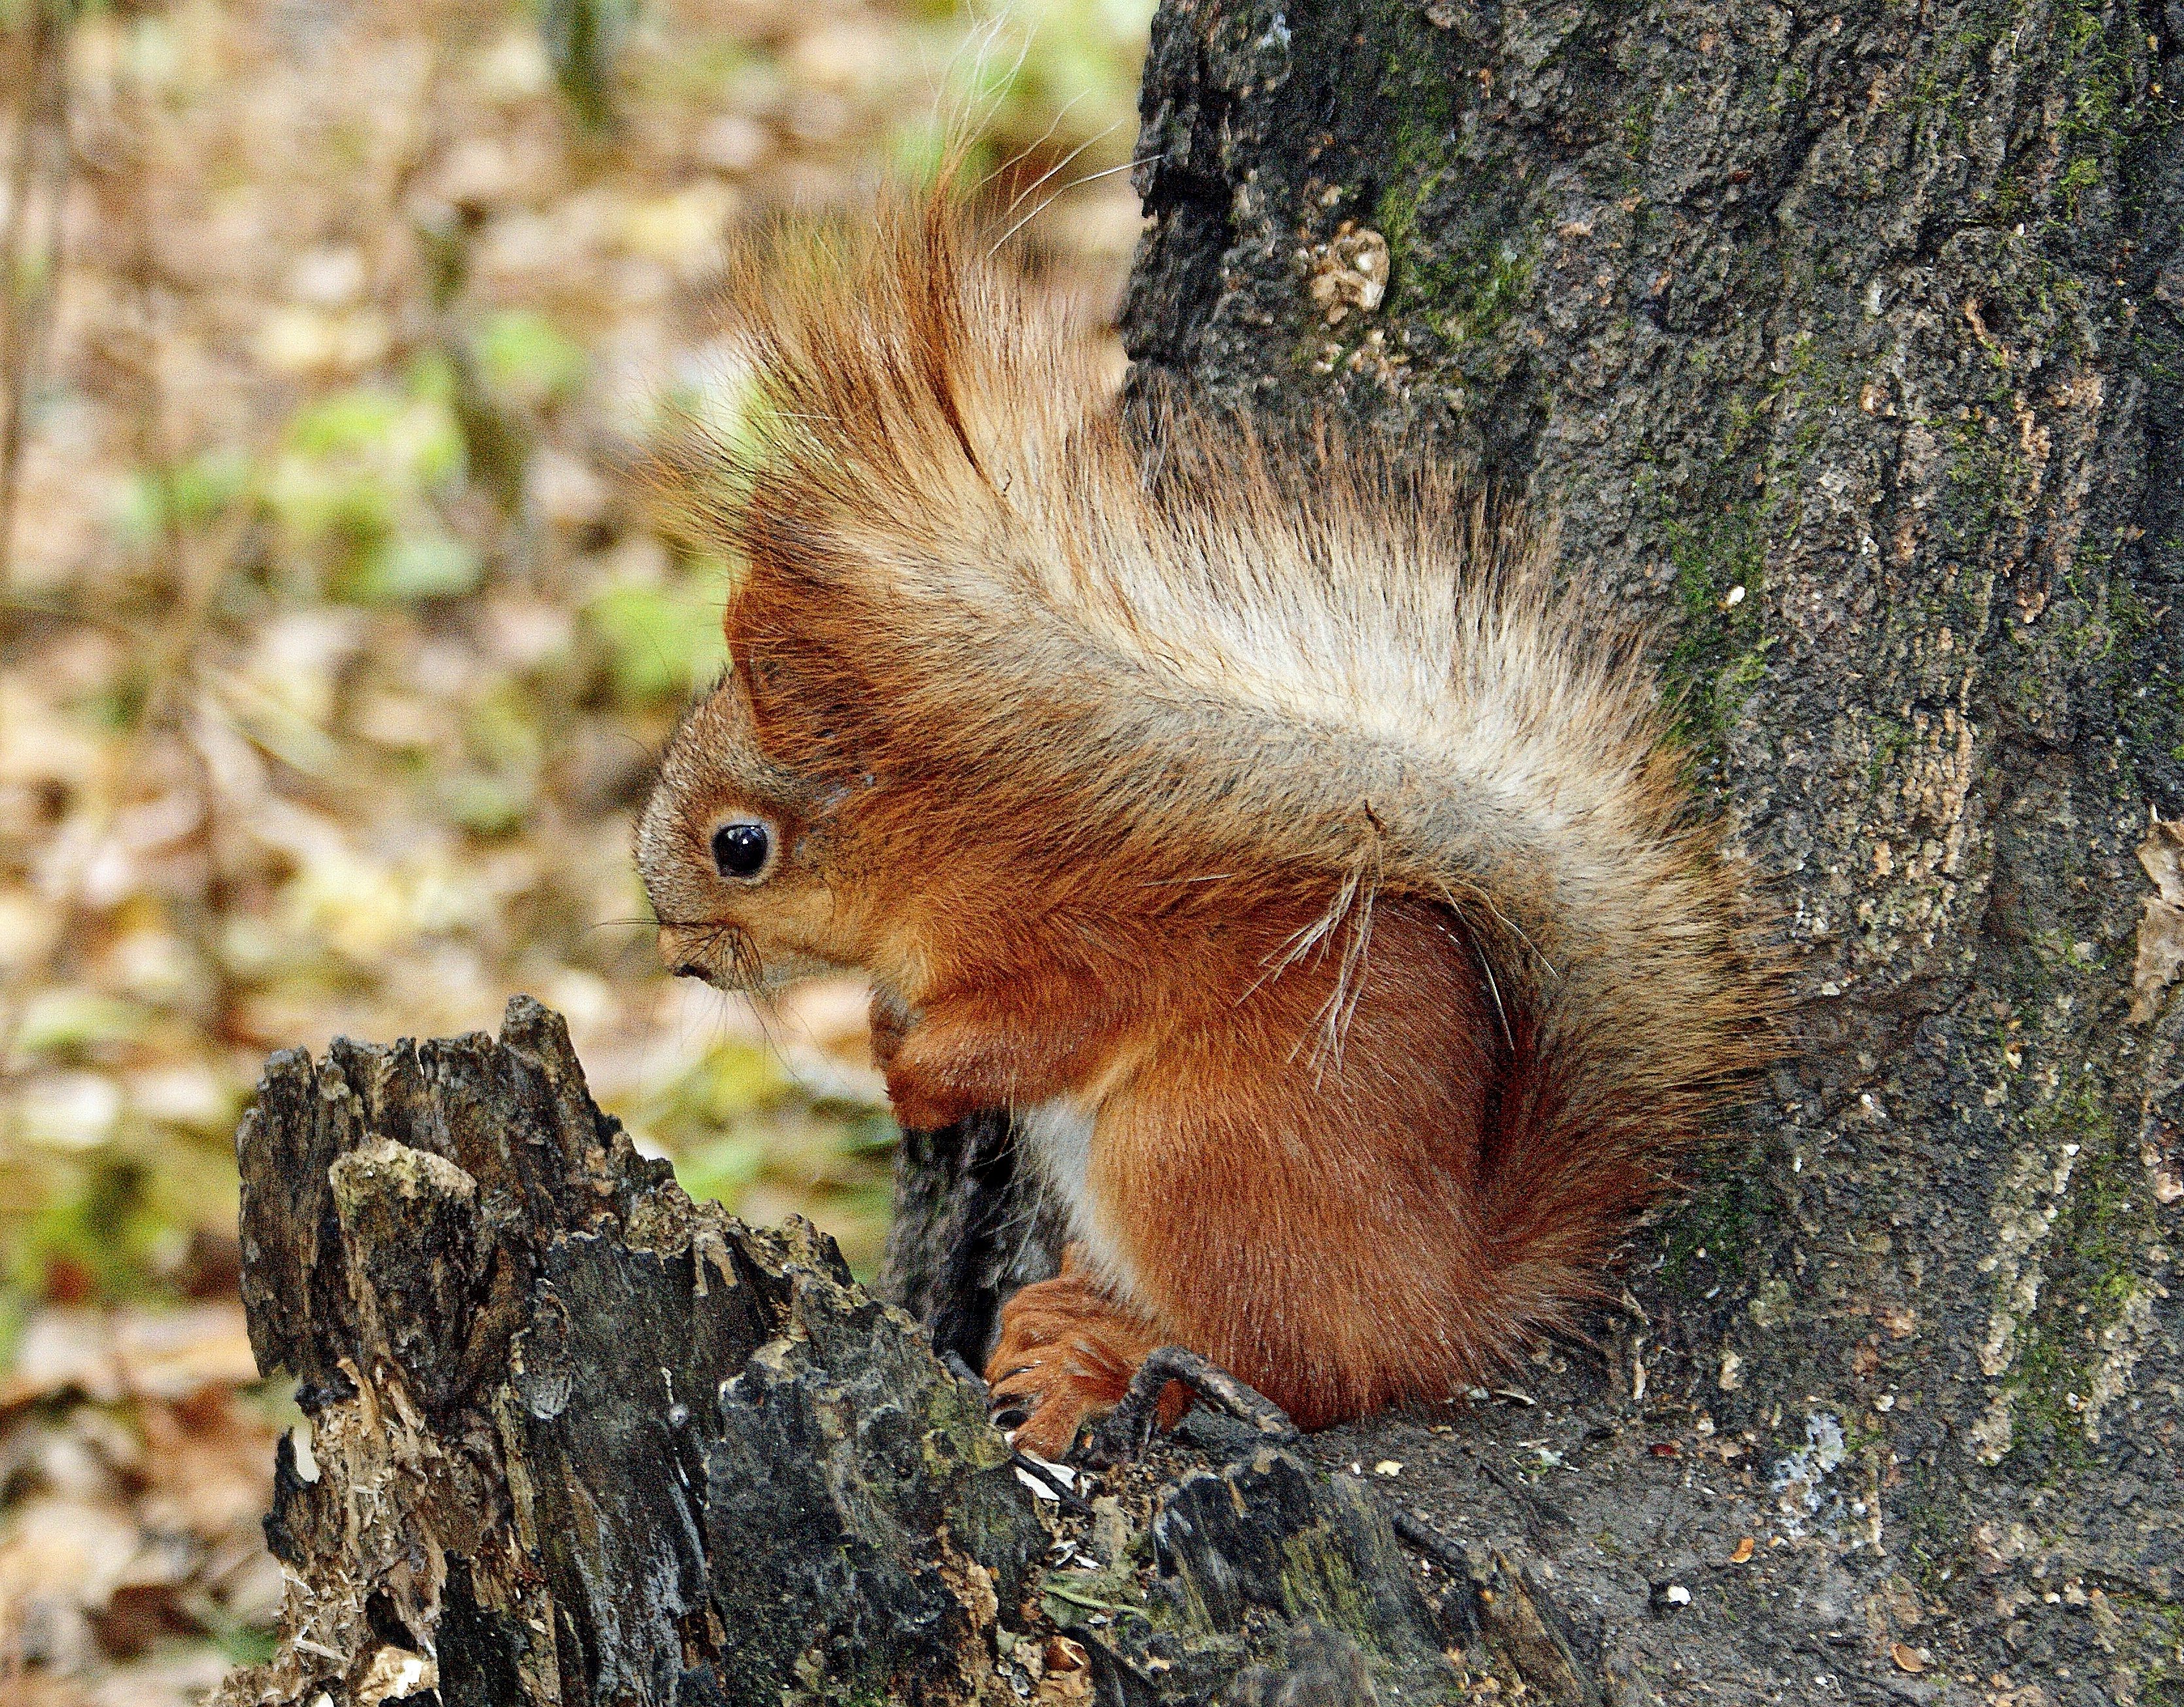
[668,188,1779,1358]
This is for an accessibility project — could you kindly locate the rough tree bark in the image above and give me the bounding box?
[223,3,2184,1704]
[1105,0,2181,1697]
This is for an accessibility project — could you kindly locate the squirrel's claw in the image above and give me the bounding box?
[983,1248,1299,1460]
[985,1264,1160,1458]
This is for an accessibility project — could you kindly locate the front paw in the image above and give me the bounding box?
[867,989,914,1071]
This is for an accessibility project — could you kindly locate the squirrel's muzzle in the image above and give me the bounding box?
[655,918,773,991]
[657,924,717,986]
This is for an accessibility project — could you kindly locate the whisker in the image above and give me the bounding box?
[582,916,664,936]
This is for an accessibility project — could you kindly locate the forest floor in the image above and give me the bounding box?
[0,0,1145,1697]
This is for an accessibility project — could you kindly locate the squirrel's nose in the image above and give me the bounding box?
[657,925,713,984]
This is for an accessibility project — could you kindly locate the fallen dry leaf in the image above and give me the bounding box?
[0,1307,258,1411]
[1890,1642,1928,1674]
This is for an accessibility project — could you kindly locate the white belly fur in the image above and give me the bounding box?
[1014,1095,1138,1305]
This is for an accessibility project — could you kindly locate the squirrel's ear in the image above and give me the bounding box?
[719,646,762,719]
[731,643,848,785]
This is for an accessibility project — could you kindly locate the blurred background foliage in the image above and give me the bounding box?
[0,0,1148,1695]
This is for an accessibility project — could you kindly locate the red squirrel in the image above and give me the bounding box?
[636,194,1775,1458]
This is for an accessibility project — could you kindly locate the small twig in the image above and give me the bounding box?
[1476,1453,1577,1537]
[1078,1346,1299,1468]
[941,1349,988,1396]
[1038,1581,1150,1621]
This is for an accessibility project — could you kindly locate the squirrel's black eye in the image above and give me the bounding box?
[711,821,772,880]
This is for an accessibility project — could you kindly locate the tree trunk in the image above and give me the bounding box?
[1107,0,2181,1697]
[223,4,2184,1703]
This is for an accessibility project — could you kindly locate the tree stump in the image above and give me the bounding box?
[216,999,1045,1705]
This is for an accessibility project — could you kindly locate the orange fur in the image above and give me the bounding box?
[636,190,1779,1458]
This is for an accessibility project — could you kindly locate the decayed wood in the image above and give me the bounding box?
[218,999,1049,1706]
